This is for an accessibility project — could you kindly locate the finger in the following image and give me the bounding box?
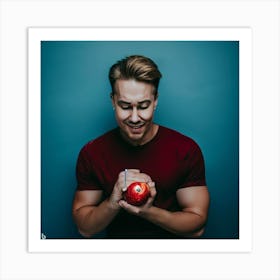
[147,181,155,188]
[126,175,150,185]
[122,169,141,190]
[130,173,152,183]
[119,200,139,214]
[126,169,140,173]
[120,169,140,192]
[147,182,156,197]
[119,169,140,181]
[144,175,152,183]
[122,169,128,192]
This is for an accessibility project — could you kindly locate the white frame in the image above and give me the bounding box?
[28,27,252,253]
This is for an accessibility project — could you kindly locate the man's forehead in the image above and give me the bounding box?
[117,99,151,104]
[114,91,153,102]
[113,79,156,102]
[115,91,154,102]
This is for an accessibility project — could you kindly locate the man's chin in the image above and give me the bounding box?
[127,133,144,143]
[121,130,145,145]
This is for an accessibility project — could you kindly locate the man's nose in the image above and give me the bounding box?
[130,107,140,123]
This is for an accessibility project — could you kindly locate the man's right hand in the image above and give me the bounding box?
[109,169,152,209]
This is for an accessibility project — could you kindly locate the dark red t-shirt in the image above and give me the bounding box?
[76,125,206,238]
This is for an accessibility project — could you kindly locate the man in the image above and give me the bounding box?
[72,55,210,239]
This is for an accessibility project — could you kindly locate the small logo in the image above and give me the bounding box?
[41,233,47,239]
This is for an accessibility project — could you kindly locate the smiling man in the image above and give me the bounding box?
[113,79,158,146]
[72,55,210,239]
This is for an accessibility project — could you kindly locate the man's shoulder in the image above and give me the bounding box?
[158,125,202,155]
[81,128,118,152]
[159,125,196,144]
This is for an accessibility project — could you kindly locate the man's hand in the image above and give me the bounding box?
[109,169,152,210]
[120,184,209,237]
[119,181,157,216]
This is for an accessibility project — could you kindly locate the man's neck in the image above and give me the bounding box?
[120,123,159,147]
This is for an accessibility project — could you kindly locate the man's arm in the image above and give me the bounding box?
[119,185,210,237]
[72,190,121,237]
[72,169,152,237]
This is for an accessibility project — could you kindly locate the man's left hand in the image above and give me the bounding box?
[119,182,156,216]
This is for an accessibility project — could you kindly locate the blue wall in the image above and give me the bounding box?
[41,41,239,239]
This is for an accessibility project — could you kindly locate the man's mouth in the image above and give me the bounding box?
[126,123,145,132]
[129,125,143,129]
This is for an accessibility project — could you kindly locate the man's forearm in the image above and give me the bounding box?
[140,206,207,237]
[73,199,120,237]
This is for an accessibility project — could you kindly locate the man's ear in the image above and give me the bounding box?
[154,92,159,108]
[110,93,115,108]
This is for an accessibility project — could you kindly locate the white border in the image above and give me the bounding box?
[28,27,252,253]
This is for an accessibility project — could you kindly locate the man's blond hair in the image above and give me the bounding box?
[109,55,162,96]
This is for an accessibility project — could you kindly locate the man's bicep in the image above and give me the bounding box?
[176,186,210,218]
[72,190,103,212]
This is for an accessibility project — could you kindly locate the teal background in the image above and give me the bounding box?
[41,41,239,239]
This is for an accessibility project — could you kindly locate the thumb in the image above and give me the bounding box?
[147,181,156,197]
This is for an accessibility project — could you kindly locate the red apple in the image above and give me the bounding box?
[124,182,150,206]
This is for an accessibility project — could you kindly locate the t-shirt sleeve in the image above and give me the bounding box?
[76,145,102,191]
[179,141,207,188]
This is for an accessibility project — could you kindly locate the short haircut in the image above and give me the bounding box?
[109,55,162,96]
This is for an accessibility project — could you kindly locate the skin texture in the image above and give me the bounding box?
[72,79,210,238]
[111,79,159,146]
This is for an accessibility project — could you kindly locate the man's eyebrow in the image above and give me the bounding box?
[117,100,151,105]
[117,100,131,105]
[138,100,151,105]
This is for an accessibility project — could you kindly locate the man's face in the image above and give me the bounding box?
[111,79,158,146]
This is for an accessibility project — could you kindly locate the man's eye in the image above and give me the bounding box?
[121,105,131,110]
[138,103,150,110]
